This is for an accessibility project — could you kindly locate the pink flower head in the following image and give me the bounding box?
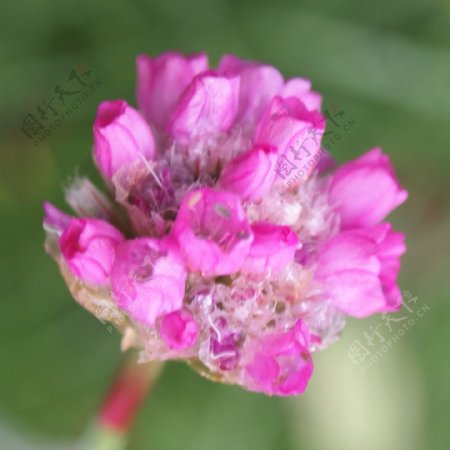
[136,51,208,129]
[93,100,156,179]
[245,320,314,396]
[111,238,187,327]
[316,223,406,318]
[59,218,124,286]
[45,51,408,398]
[328,147,408,229]
[168,71,240,144]
[253,96,325,179]
[218,54,284,124]
[218,144,278,202]
[172,188,253,275]
[281,78,322,112]
[159,309,198,350]
[242,222,300,274]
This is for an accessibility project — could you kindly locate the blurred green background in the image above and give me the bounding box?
[1,0,450,449]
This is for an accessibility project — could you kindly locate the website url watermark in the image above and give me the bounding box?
[348,291,430,373]
[274,104,356,186]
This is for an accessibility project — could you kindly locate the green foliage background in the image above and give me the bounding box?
[0,0,449,449]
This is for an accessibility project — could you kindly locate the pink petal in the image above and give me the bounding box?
[218,54,284,124]
[93,100,155,179]
[111,238,187,326]
[43,201,71,235]
[218,144,278,202]
[242,222,300,273]
[159,310,198,350]
[59,218,124,286]
[136,51,208,129]
[245,320,313,396]
[253,96,325,182]
[168,71,240,144]
[329,147,408,228]
[172,188,253,275]
[281,78,322,111]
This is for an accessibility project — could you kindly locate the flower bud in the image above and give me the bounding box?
[59,218,124,286]
[245,320,313,396]
[218,54,283,124]
[242,222,300,274]
[328,147,408,229]
[159,310,198,350]
[218,144,278,202]
[172,188,253,275]
[93,99,155,179]
[168,72,240,144]
[111,238,187,326]
[136,51,208,129]
[253,96,325,181]
[316,223,406,317]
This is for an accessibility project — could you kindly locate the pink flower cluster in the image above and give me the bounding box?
[43,52,407,396]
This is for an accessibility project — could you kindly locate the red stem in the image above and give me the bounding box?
[97,355,163,434]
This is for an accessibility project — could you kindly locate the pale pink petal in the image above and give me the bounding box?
[43,201,71,235]
[281,78,322,111]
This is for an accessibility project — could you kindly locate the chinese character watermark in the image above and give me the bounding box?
[274,104,356,186]
[21,65,102,147]
[321,104,356,151]
[93,304,116,334]
[348,291,430,373]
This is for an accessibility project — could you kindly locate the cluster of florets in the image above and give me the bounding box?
[43,52,407,396]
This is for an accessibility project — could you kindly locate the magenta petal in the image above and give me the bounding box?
[329,147,408,229]
[218,144,278,202]
[281,78,322,111]
[168,71,240,144]
[136,51,208,129]
[218,54,284,124]
[253,96,326,181]
[93,100,156,179]
[59,218,124,286]
[111,238,187,327]
[316,224,406,317]
[172,188,253,275]
[318,270,387,318]
[245,320,314,396]
[245,353,280,393]
[373,224,406,310]
[242,222,300,274]
[159,309,198,350]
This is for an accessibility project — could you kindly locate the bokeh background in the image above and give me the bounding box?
[1,0,450,449]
